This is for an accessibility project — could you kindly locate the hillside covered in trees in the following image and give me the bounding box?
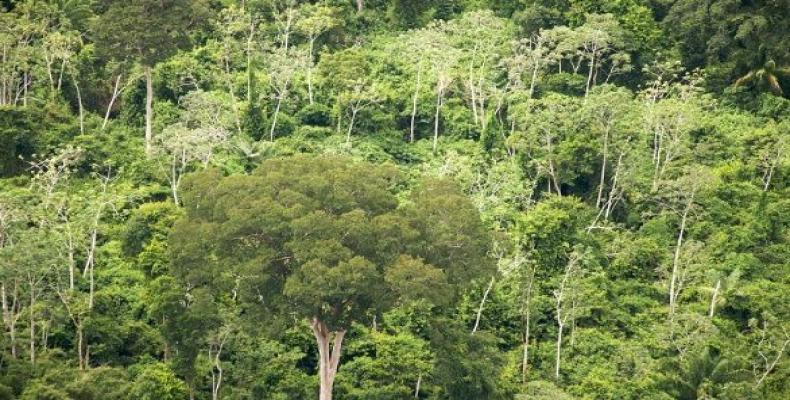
[0,1,788,399]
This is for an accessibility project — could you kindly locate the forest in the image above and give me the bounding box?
[0,0,788,399]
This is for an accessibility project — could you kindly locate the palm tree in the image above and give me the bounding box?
[734,59,790,96]
[663,347,736,400]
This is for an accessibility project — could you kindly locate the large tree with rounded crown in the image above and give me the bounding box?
[169,155,492,400]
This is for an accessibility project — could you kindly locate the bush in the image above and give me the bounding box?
[296,125,333,140]
[127,363,189,400]
[269,112,298,139]
[19,381,70,400]
[296,103,333,126]
[0,103,78,176]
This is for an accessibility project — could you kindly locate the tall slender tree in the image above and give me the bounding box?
[92,0,210,155]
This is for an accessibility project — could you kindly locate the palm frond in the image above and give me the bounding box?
[765,73,784,95]
[734,70,756,87]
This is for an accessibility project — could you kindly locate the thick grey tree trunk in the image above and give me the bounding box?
[311,318,345,400]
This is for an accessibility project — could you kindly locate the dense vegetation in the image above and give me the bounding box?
[1,1,788,399]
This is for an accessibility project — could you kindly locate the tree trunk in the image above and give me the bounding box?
[84,204,103,310]
[45,55,55,93]
[585,50,596,98]
[555,320,563,380]
[23,71,28,106]
[67,229,75,290]
[409,63,422,143]
[468,64,478,126]
[1,283,10,358]
[247,21,256,103]
[545,133,561,195]
[2,281,18,358]
[10,314,16,358]
[1,283,6,336]
[170,154,180,206]
[763,144,783,191]
[433,88,443,152]
[414,374,421,398]
[755,337,790,388]
[355,0,364,12]
[103,74,122,130]
[74,78,84,134]
[144,66,154,156]
[522,272,534,383]
[311,318,345,400]
[603,152,624,220]
[57,59,66,93]
[595,128,609,209]
[708,279,720,318]
[528,59,540,100]
[222,57,243,135]
[472,276,495,334]
[1,45,6,105]
[210,335,227,400]
[651,130,663,191]
[307,38,316,105]
[669,193,693,317]
[554,254,578,380]
[77,321,84,370]
[29,282,35,365]
[346,108,358,145]
[270,95,283,141]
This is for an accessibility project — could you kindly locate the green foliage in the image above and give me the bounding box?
[0,104,78,176]
[92,0,211,67]
[171,155,490,330]
[19,382,70,400]
[127,362,189,400]
[336,329,434,399]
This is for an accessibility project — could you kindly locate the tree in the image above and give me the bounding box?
[169,155,492,400]
[427,27,460,151]
[734,59,790,96]
[0,3,43,106]
[707,269,741,319]
[573,14,629,98]
[338,79,382,145]
[92,0,210,154]
[445,11,512,132]
[318,46,384,141]
[580,86,637,212]
[392,26,449,143]
[297,4,340,105]
[641,70,706,192]
[665,0,789,90]
[660,168,717,318]
[542,14,630,96]
[553,248,582,380]
[662,346,738,400]
[750,314,790,390]
[506,30,551,103]
[156,90,233,205]
[266,46,307,141]
[509,93,587,195]
[128,362,190,400]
